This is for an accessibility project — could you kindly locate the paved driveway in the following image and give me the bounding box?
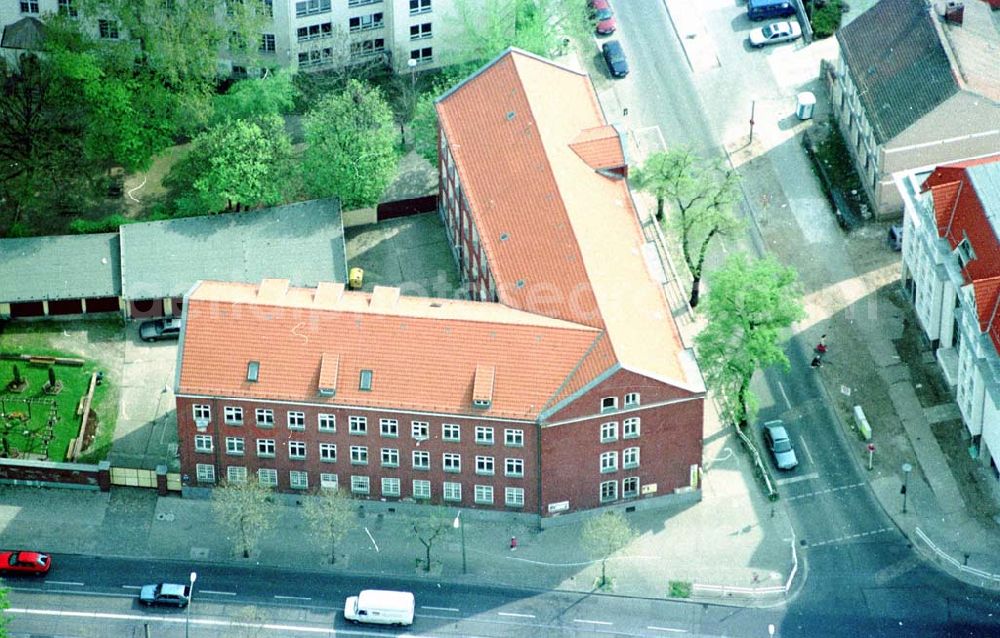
[107,322,179,471]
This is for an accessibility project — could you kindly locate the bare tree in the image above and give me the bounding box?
[302,487,357,564]
[212,477,276,558]
[413,517,452,573]
[580,511,636,589]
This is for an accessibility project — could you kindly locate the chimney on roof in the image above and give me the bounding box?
[257,278,290,302]
[940,1,964,24]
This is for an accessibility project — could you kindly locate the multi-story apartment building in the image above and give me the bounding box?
[896,155,1000,501]
[827,0,1000,219]
[175,49,706,523]
[0,0,476,73]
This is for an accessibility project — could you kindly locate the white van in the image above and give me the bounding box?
[343,589,415,627]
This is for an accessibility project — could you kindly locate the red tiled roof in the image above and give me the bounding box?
[436,49,694,395]
[972,277,1000,333]
[178,281,602,420]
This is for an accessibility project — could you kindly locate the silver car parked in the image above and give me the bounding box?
[763,420,799,470]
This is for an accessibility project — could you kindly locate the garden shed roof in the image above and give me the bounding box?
[119,199,346,300]
[0,233,121,303]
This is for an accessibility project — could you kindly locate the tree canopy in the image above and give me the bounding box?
[694,253,805,428]
[302,79,399,209]
[632,148,742,308]
[302,487,356,564]
[212,70,298,125]
[581,511,636,589]
[211,477,277,558]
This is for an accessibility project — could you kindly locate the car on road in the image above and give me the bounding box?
[0,550,51,575]
[139,582,191,607]
[749,20,802,48]
[139,317,182,342]
[590,0,616,34]
[763,420,799,470]
[601,40,629,78]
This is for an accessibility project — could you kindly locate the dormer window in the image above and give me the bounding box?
[359,369,373,391]
[956,236,975,269]
[318,353,338,397]
[246,361,260,382]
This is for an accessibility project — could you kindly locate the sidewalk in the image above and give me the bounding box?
[706,27,1000,589]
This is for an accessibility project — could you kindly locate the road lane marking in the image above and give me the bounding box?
[7,608,336,634]
[774,472,819,485]
[799,436,815,465]
[121,586,142,590]
[45,581,83,586]
[201,590,237,596]
[785,481,865,501]
[777,381,791,409]
[421,605,460,612]
[574,619,613,625]
[648,627,688,633]
[809,527,894,547]
[273,595,311,601]
[364,526,380,552]
[498,612,535,618]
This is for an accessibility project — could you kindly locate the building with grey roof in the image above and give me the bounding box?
[0,233,122,319]
[119,198,346,318]
[828,0,1000,219]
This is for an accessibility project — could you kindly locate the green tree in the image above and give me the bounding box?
[412,517,451,573]
[450,0,584,62]
[212,477,277,558]
[411,92,441,164]
[212,70,298,125]
[694,253,805,428]
[173,114,292,214]
[302,80,399,209]
[580,511,635,589]
[0,585,9,637]
[632,148,742,308]
[302,487,356,565]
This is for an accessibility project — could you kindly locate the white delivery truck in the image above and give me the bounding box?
[343,589,415,627]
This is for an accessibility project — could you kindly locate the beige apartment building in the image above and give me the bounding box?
[1,0,474,73]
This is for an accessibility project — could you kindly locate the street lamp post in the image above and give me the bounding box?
[185,571,197,638]
[452,511,466,574]
[407,57,417,92]
[901,463,912,514]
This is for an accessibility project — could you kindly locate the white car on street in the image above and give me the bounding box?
[749,21,802,48]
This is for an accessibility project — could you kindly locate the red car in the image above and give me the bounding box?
[0,550,52,575]
[590,0,617,35]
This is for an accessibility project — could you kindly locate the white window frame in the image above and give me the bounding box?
[504,429,524,447]
[225,436,244,456]
[319,442,337,462]
[475,426,494,445]
[349,416,367,435]
[287,411,306,430]
[623,447,640,469]
[600,397,618,413]
[351,475,370,494]
[194,435,213,452]
[193,404,211,421]
[380,418,399,437]
[600,451,618,473]
[505,487,524,507]
[623,476,639,498]
[474,484,494,504]
[624,392,640,408]
[381,448,400,467]
[600,421,618,443]
[320,473,338,489]
[227,466,247,483]
[255,408,274,427]
[600,479,618,502]
[224,406,244,425]
[289,470,309,490]
[196,463,215,483]
[350,445,369,465]
[409,0,431,15]
[288,440,307,460]
[475,456,494,476]
[318,413,336,432]
[443,481,462,502]
[381,477,401,497]
[412,450,430,470]
[442,423,460,442]
[258,468,277,487]
[443,452,461,473]
[413,479,431,499]
[505,458,524,477]
[411,421,429,440]
[256,438,275,458]
[623,417,640,439]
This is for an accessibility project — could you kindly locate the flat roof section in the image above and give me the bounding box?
[0,233,121,303]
